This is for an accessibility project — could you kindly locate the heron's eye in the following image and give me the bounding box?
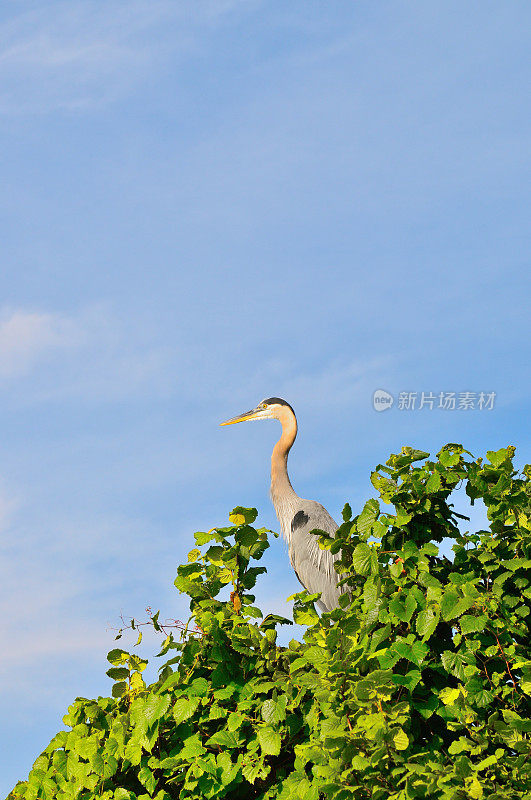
[260,403,267,410]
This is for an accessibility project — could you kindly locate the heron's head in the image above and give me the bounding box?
[220,397,295,426]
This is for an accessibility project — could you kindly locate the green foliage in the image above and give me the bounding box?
[8,444,531,800]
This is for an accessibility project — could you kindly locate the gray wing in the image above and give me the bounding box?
[289,499,342,612]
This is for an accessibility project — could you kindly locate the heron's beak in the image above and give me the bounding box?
[220,406,264,426]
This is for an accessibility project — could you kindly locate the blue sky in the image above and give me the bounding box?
[1,0,530,792]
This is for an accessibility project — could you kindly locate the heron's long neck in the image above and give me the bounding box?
[270,411,299,538]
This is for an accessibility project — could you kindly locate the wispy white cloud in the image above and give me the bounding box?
[0,0,255,114]
[0,304,181,403]
[0,308,82,378]
[1,306,390,411]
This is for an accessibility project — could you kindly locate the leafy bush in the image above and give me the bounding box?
[8,444,531,800]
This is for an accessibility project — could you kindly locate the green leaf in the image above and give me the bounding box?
[260,613,293,629]
[159,670,180,691]
[441,650,467,680]
[208,704,226,720]
[90,752,104,773]
[426,472,442,493]
[107,649,130,666]
[229,506,258,525]
[357,499,379,536]
[486,448,510,467]
[106,667,129,680]
[440,590,474,621]
[439,449,460,467]
[460,614,487,634]
[180,732,206,758]
[258,726,281,756]
[440,687,460,705]
[129,654,148,673]
[173,696,201,724]
[293,605,319,626]
[261,696,287,724]
[74,736,98,759]
[416,608,439,640]
[400,640,428,666]
[235,526,259,547]
[392,670,422,691]
[112,681,127,698]
[138,764,157,795]
[500,558,531,571]
[242,760,266,784]
[352,543,376,576]
[227,711,244,731]
[208,729,241,748]
[389,593,416,623]
[304,646,327,667]
[194,530,215,545]
[389,560,403,579]
[393,728,409,750]
[448,737,475,755]
[206,545,225,564]
[143,693,171,725]
[189,677,210,696]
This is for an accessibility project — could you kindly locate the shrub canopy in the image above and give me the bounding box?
[9,444,531,800]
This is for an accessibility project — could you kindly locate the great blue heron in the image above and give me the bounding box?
[221,397,341,612]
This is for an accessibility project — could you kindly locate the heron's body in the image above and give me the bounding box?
[221,397,342,612]
[283,498,341,612]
